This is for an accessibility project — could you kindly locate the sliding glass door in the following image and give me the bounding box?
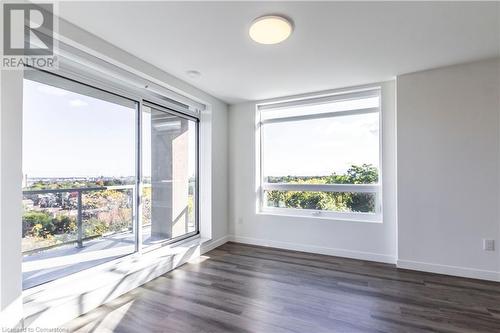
[22,69,200,289]
[22,73,137,289]
[141,103,198,248]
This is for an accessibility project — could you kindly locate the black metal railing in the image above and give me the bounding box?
[22,185,134,249]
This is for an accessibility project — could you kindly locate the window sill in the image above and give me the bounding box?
[257,210,382,224]
[23,234,210,328]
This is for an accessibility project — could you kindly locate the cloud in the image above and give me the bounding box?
[69,99,88,108]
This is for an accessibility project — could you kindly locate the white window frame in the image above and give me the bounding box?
[257,87,383,223]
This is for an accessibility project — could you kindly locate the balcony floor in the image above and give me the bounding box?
[22,224,195,290]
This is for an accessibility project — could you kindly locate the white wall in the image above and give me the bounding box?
[228,81,397,263]
[0,69,24,329]
[211,99,229,240]
[397,58,500,281]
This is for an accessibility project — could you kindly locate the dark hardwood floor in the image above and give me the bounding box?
[64,242,500,333]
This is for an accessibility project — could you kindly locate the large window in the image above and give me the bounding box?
[259,88,381,221]
[22,70,199,289]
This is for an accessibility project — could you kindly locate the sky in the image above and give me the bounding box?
[262,99,379,177]
[23,79,196,179]
[23,78,376,179]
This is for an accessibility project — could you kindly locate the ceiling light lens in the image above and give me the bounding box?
[249,15,293,45]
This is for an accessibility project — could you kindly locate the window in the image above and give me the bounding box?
[22,70,200,289]
[258,88,381,221]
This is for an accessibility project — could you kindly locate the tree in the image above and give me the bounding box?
[266,164,378,213]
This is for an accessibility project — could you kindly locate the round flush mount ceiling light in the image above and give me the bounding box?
[249,15,293,45]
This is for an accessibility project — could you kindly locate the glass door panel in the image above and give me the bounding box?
[22,74,137,289]
[141,104,198,248]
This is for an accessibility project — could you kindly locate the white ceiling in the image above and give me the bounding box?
[59,1,500,104]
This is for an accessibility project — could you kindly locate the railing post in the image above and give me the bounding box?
[77,190,83,248]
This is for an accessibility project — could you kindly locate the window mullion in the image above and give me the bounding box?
[262,183,379,193]
[260,107,379,124]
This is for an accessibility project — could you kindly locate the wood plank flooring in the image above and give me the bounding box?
[63,242,500,333]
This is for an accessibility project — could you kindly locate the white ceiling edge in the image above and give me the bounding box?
[56,1,500,105]
[56,16,229,110]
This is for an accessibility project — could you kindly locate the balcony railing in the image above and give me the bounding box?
[22,185,135,252]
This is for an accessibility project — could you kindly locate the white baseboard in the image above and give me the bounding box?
[229,235,396,264]
[397,259,500,282]
[201,235,230,254]
[229,236,500,282]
